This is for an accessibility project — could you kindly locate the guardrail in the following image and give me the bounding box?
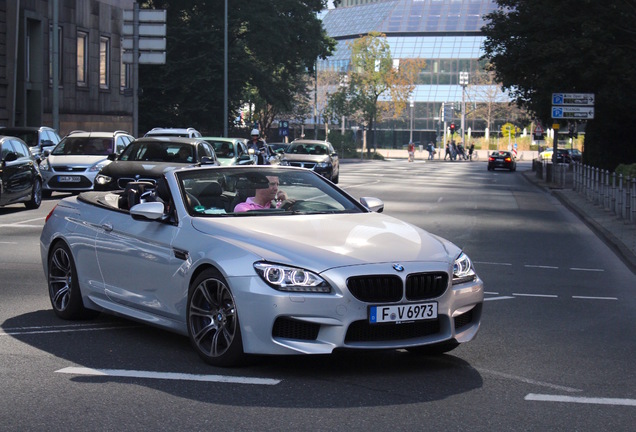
[573,162,636,225]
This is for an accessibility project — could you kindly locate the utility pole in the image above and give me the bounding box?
[459,71,469,145]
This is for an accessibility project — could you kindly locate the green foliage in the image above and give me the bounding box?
[615,164,636,178]
[327,131,358,158]
[481,0,636,170]
[137,0,334,135]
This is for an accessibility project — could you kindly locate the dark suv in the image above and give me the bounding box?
[0,126,61,159]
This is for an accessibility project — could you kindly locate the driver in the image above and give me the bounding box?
[233,176,289,212]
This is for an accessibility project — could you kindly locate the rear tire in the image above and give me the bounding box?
[24,179,42,209]
[47,242,98,319]
[187,268,245,366]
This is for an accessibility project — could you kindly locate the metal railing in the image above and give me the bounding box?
[572,162,636,225]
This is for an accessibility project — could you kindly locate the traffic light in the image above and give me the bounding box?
[450,123,456,135]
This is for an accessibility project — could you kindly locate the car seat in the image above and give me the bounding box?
[119,181,155,210]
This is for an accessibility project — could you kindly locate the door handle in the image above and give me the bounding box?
[101,223,113,232]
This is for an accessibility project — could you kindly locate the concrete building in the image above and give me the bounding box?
[320,0,512,147]
[1,0,134,136]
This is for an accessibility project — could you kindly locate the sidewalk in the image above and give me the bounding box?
[522,168,636,274]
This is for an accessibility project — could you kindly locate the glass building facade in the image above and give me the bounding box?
[319,0,510,145]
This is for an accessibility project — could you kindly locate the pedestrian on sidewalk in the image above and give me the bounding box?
[408,141,415,162]
[444,141,451,160]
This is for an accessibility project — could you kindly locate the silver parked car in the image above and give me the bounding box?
[39,130,134,197]
[41,165,483,366]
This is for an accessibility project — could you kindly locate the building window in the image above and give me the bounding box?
[77,31,88,87]
[100,36,110,89]
[120,45,131,91]
[49,25,63,86]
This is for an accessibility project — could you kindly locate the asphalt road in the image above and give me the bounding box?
[1,160,634,431]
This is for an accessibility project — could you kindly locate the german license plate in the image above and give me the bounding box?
[369,302,437,324]
[58,176,81,183]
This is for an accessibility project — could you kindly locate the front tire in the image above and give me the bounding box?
[187,268,244,366]
[47,242,97,319]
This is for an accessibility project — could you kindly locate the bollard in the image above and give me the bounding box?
[610,172,616,214]
[617,175,624,219]
[626,176,632,223]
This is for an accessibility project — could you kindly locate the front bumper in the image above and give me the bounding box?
[227,262,483,356]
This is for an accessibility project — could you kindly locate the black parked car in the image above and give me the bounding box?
[487,150,516,171]
[280,139,339,183]
[94,137,219,191]
[0,136,43,209]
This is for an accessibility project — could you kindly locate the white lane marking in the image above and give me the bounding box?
[478,369,581,393]
[513,293,558,298]
[0,241,18,244]
[56,367,281,385]
[525,393,636,407]
[524,265,559,269]
[473,262,512,266]
[572,296,618,300]
[0,324,138,336]
[484,296,515,302]
[0,224,42,228]
[570,267,605,272]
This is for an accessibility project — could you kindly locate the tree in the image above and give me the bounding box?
[137,0,334,136]
[481,0,636,169]
[326,32,425,153]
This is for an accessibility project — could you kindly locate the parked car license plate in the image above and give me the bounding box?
[369,302,437,324]
[58,176,81,183]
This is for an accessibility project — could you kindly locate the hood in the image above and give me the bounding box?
[191,212,457,272]
[100,160,188,178]
[48,155,108,166]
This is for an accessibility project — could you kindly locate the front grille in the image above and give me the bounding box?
[347,275,403,302]
[454,308,474,330]
[406,272,448,300]
[289,161,317,169]
[345,319,440,342]
[52,166,87,173]
[272,317,320,341]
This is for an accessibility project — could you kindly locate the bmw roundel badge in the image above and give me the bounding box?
[392,263,404,272]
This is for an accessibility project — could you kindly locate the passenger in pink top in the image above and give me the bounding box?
[234,175,288,212]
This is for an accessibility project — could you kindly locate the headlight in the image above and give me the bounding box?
[316,162,331,168]
[280,160,290,166]
[254,262,331,293]
[39,159,50,171]
[89,160,110,172]
[94,174,112,185]
[453,252,476,285]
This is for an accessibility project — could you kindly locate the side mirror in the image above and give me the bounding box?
[360,197,384,213]
[130,201,166,220]
[107,153,117,161]
[3,152,18,163]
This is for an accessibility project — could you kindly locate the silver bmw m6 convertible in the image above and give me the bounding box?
[40,165,483,366]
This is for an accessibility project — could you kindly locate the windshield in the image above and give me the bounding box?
[176,167,364,216]
[287,143,329,155]
[207,140,236,159]
[52,137,113,155]
[120,141,194,163]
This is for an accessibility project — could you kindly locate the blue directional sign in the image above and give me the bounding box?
[552,106,595,119]
[552,93,595,106]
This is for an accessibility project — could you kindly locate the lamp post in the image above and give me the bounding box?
[459,71,469,145]
[409,98,414,143]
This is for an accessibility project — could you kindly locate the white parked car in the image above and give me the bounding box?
[39,130,134,197]
[41,165,483,366]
